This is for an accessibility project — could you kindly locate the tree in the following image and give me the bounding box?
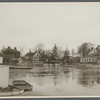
[71,49,77,63]
[62,46,70,64]
[77,42,94,57]
[33,43,44,53]
[19,46,25,57]
[0,46,5,55]
[50,44,59,63]
[72,49,75,57]
[64,46,70,57]
[45,50,51,56]
[52,44,58,58]
[57,45,64,58]
[44,50,51,62]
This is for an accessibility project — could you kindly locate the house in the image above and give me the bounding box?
[25,50,44,62]
[80,45,100,64]
[33,51,42,62]
[24,50,44,66]
[25,51,35,61]
[88,47,97,55]
[2,46,20,65]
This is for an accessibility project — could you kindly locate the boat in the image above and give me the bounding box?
[9,65,32,69]
[12,80,33,91]
[0,85,24,96]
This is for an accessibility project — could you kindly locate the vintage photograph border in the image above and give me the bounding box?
[0,1,100,100]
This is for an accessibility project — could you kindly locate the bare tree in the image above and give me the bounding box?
[19,46,25,57]
[33,43,44,53]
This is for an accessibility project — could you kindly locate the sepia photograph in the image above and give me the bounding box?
[0,2,100,97]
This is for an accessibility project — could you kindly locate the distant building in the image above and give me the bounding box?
[25,51,36,61]
[80,45,100,64]
[2,46,20,65]
[24,50,44,66]
[88,47,97,55]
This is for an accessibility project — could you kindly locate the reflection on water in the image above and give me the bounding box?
[9,65,100,96]
[77,68,100,87]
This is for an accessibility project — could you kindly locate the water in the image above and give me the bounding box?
[9,65,100,96]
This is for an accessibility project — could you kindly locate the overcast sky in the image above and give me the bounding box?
[0,3,100,53]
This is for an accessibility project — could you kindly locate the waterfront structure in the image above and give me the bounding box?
[80,45,100,64]
[0,58,9,88]
[0,65,9,88]
[2,46,20,65]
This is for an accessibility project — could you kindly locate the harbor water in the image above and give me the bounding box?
[9,64,100,96]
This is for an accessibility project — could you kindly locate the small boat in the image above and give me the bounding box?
[9,65,32,69]
[12,80,33,91]
[0,85,24,96]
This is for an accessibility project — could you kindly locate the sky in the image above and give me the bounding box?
[0,3,100,54]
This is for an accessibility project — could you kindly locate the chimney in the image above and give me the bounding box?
[14,47,17,50]
[29,49,31,53]
[98,45,100,48]
[91,47,94,50]
[8,46,10,49]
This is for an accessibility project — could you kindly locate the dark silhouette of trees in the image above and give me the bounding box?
[62,46,70,64]
[52,44,58,58]
[77,42,94,57]
[50,44,59,63]
[64,49,70,57]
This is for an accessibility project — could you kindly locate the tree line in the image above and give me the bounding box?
[0,42,96,63]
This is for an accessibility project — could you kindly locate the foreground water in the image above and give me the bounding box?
[9,65,100,96]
